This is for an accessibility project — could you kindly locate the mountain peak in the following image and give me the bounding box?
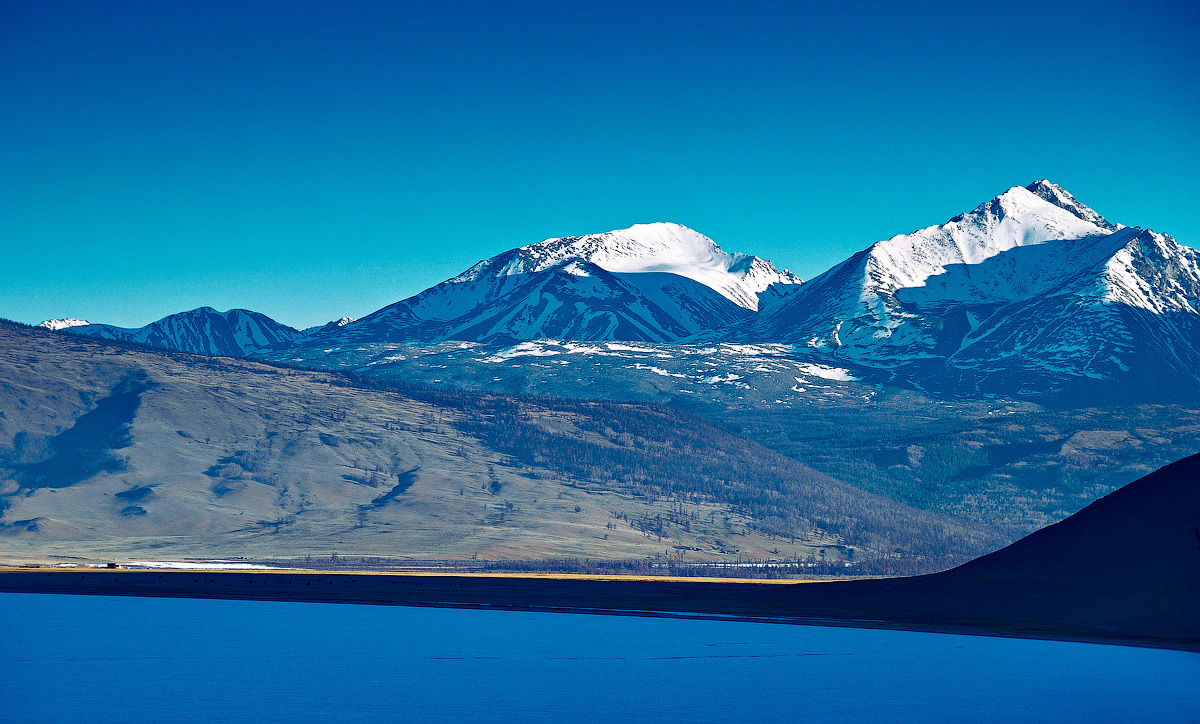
[1025,178,1064,194]
[60,307,303,357]
[1022,179,1117,231]
[465,222,800,311]
[867,182,1120,276]
[523,222,723,268]
[745,179,1144,359]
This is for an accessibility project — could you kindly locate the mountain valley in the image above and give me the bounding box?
[22,179,1200,568]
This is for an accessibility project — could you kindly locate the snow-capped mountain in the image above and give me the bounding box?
[734,180,1200,402]
[493,222,801,311]
[741,181,1117,354]
[38,182,1200,404]
[321,258,750,344]
[64,307,304,357]
[36,318,90,331]
[311,222,797,345]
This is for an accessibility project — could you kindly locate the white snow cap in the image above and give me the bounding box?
[478,222,802,310]
[864,181,1117,294]
[37,318,90,331]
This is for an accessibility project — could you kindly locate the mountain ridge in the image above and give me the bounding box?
[41,180,1200,404]
[64,307,305,358]
[305,222,794,345]
[716,181,1200,402]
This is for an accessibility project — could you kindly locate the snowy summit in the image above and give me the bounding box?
[36,318,90,331]
[312,222,801,345]
[468,222,801,311]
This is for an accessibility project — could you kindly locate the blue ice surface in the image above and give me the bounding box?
[2,592,1198,723]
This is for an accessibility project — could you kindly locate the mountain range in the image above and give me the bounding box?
[41,180,1200,404]
[14,180,1200,572]
[739,180,1200,402]
[41,307,307,358]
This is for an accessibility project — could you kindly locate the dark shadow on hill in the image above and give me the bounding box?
[364,467,420,509]
[767,451,1200,646]
[4,370,156,490]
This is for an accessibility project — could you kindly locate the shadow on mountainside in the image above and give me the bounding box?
[3,370,156,491]
[771,451,1200,645]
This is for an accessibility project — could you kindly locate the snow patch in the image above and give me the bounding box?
[483,342,562,363]
[795,363,857,381]
[125,560,295,570]
[632,363,687,378]
[37,318,90,330]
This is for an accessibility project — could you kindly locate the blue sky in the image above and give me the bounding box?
[2,0,1197,329]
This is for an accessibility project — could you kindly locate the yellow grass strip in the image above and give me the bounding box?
[0,565,828,584]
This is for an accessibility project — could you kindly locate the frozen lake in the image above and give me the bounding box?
[3,592,1197,723]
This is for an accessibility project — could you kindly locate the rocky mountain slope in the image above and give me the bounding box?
[319,259,753,344]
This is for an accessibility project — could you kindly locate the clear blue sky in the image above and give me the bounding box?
[2,0,1197,329]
